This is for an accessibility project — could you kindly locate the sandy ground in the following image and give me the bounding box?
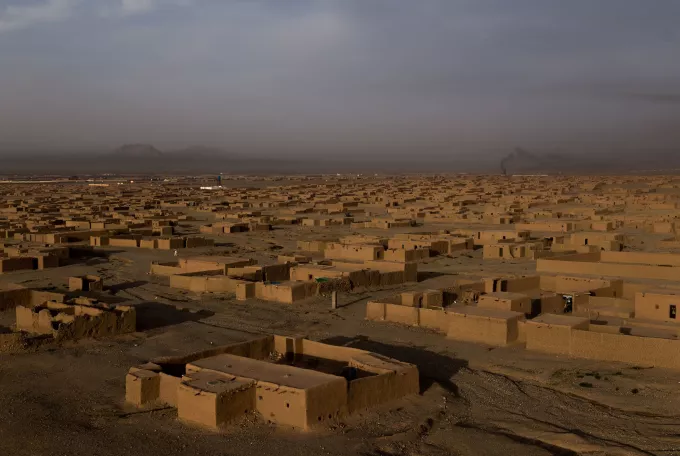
[0,221,679,456]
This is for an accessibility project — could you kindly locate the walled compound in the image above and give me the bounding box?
[126,334,419,430]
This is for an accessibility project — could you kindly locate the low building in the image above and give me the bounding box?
[15,299,136,341]
[125,335,419,431]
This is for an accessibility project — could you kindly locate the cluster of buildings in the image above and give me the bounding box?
[0,185,214,267]
[0,277,135,349]
[3,173,680,433]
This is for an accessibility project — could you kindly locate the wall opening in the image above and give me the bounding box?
[670,304,677,319]
[498,248,504,257]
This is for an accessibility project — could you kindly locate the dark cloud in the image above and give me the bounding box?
[618,93,680,104]
[0,0,679,156]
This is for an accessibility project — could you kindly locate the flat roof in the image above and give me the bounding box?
[189,354,344,390]
[516,289,558,299]
[448,305,523,320]
[627,326,678,340]
[184,256,251,264]
[482,292,529,300]
[638,289,680,296]
[183,370,255,394]
[529,314,589,327]
[593,315,680,332]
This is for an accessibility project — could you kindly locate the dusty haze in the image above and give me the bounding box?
[1,0,680,162]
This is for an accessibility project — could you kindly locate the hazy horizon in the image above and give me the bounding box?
[1,0,680,157]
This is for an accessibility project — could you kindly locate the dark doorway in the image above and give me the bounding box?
[670,305,677,319]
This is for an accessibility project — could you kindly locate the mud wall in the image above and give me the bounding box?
[537,255,680,280]
[447,312,519,346]
[571,330,680,369]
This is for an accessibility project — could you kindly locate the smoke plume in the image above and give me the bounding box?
[500,147,566,175]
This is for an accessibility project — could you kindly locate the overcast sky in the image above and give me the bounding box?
[1,0,679,156]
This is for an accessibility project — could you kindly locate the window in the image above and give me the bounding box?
[584,238,588,245]
[670,305,676,319]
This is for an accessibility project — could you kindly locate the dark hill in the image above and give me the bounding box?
[111,144,164,157]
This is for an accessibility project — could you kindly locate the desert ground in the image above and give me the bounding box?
[1,174,679,456]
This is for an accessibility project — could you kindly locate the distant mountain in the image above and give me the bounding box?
[111,144,163,157]
[499,148,680,175]
[1,145,680,175]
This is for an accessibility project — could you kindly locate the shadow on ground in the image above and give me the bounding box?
[321,335,467,396]
[340,293,372,307]
[134,302,215,331]
[107,280,148,294]
[61,247,127,266]
[214,242,237,248]
[69,291,130,304]
[417,271,453,281]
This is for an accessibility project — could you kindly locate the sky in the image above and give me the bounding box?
[1,0,679,157]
